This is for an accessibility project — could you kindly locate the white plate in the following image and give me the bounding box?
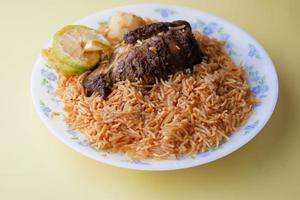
[31,3,278,171]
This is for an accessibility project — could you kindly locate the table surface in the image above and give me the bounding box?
[1,0,299,199]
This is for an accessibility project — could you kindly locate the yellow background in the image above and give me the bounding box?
[1,0,300,199]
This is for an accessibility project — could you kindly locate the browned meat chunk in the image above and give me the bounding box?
[84,20,203,98]
[124,20,190,44]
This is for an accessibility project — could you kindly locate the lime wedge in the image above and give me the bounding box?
[42,48,87,75]
[83,40,111,52]
[52,25,110,69]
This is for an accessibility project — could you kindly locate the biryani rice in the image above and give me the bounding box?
[56,31,255,159]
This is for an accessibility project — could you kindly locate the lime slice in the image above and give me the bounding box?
[83,40,111,52]
[52,25,110,69]
[42,48,87,75]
